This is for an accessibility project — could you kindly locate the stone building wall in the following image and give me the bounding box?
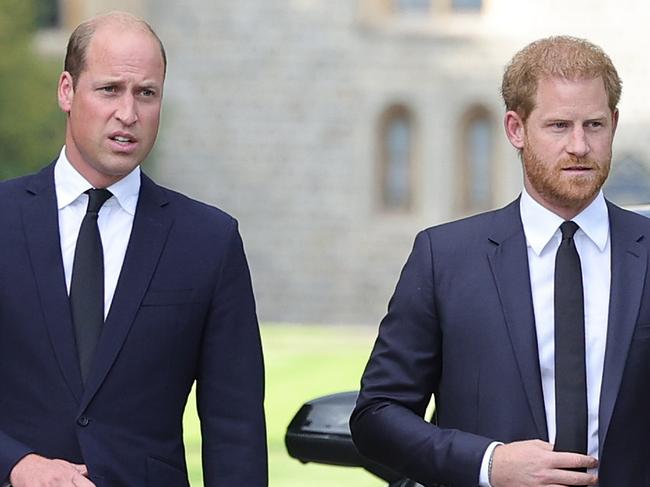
[147,1,519,324]
[40,0,650,324]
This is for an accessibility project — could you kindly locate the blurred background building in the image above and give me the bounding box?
[28,0,650,324]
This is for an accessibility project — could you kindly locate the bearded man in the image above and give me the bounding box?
[351,36,650,487]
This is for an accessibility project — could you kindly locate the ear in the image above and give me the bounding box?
[57,71,74,113]
[504,110,526,150]
[611,108,619,136]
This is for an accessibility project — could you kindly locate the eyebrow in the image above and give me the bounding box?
[92,78,162,89]
[542,112,609,122]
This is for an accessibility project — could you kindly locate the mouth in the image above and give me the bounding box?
[108,132,139,154]
[109,133,137,145]
[562,166,594,172]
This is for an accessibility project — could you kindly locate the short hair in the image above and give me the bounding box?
[501,36,622,121]
[64,11,167,87]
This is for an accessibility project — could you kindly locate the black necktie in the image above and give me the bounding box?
[70,188,112,383]
[554,221,588,456]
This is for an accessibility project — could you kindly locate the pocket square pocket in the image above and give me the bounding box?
[141,289,195,306]
[632,323,650,341]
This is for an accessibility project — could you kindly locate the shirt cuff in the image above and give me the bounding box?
[478,441,503,487]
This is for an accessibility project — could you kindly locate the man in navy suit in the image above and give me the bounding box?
[351,37,650,486]
[0,11,266,487]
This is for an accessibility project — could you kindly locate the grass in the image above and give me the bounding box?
[182,324,385,486]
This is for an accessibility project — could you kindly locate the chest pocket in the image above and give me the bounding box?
[141,289,195,307]
[632,323,650,341]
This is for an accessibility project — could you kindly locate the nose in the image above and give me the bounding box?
[115,94,138,126]
[566,126,590,158]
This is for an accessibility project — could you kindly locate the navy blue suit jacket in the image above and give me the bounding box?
[351,198,650,486]
[0,163,267,486]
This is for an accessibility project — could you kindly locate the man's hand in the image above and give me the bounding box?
[9,453,96,487]
[490,439,598,487]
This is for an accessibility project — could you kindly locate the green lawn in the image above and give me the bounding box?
[182,324,385,486]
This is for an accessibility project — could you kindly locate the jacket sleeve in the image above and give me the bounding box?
[350,230,492,487]
[0,432,33,485]
[196,219,268,486]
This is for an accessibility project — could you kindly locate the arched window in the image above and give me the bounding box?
[604,155,650,205]
[458,105,494,213]
[378,105,415,211]
[393,0,432,12]
[451,0,482,11]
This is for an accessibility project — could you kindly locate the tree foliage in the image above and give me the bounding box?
[0,0,65,179]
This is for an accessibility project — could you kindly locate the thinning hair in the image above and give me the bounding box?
[501,36,621,121]
[64,11,167,87]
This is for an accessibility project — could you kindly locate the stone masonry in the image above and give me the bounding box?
[44,0,650,324]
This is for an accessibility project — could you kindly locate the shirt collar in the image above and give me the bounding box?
[54,146,141,215]
[520,187,609,256]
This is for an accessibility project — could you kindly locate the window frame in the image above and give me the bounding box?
[377,104,417,213]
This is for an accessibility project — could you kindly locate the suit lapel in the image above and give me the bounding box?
[22,164,84,401]
[487,199,548,439]
[80,174,172,411]
[598,203,647,453]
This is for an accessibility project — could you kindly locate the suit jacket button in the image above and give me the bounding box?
[77,416,90,427]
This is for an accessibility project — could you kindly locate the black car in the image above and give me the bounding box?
[285,391,423,486]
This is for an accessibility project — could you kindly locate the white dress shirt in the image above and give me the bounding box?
[479,189,610,485]
[55,147,140,317]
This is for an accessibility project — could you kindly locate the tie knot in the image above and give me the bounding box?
[85,188,112,214]
[560,220,579,240]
